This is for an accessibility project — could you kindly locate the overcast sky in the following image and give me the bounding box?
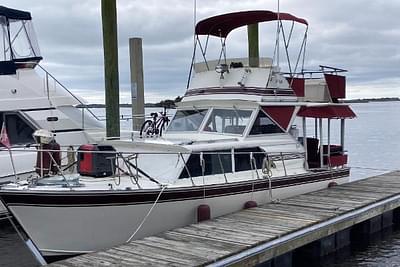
[3,0,400,103]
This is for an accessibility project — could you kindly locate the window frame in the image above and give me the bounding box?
[246,106,287,137]
[233,147,266,172]
[201,107,255,136]
[178,150,233,179]
[178,147,269,179]
[1,111,37,147]
[166,108,210,133]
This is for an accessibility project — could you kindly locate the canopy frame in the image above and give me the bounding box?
[186,10,309,89]
[299,105,355,170]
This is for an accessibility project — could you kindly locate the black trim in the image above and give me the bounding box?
[13,57,42,62]
[0,6,31,20]
[52,128,84,133]
[185,87,295,97]
[0,168,350,207]
[20,107,56,112]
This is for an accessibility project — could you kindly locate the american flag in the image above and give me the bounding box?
[0,121,10,148]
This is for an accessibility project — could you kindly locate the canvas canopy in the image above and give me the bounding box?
[0,6,31,21]
[195,10,308,37]
[297,105,356,119]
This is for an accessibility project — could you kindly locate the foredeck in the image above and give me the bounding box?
[49,171,400,267]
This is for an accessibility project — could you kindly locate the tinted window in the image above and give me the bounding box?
[3,113,35,146]
[234,147,265,172]
[250,110,284,135]
[179,150,232,179]
[204,109,252,135]
[167,109,207,132]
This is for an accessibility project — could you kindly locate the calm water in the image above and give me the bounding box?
[0,102,399,266]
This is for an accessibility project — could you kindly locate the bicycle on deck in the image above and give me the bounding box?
[139,108,170,138]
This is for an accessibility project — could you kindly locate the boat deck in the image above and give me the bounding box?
[49,171,400,267]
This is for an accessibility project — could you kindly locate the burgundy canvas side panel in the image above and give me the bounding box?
[325,74,346,99]
[262,106,295,131]
[286,77,305,97]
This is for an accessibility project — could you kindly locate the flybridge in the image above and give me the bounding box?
[188,10,309,81]
[185,10,348,105]
[0,6,42,74]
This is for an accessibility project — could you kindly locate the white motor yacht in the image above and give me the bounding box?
[0,9,356,262]
[0,6,107,182]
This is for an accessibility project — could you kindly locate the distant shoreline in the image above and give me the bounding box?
[77,97,183,109]
[77,97,400,108]
[342,97,400,103]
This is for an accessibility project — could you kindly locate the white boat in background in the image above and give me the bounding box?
[0,6,111,182]
[0,8,356,263]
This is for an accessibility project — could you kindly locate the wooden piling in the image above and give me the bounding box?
[248,23,259,67]
[129,38,145,131]
[101,0,120,138]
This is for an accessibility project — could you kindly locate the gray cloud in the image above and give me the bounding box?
[2,0,399,102]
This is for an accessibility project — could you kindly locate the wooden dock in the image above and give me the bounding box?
[49,171,400,267]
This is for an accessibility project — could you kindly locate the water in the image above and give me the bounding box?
[0,102,399,266]
[0,223,39,267]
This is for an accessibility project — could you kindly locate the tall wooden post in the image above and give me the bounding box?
[247,23,259,67]
[101,0,120,138]
[129,38,145,131]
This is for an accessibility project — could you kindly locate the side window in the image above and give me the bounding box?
[249,110,284,135]
[179,150,232,178]
[179,154,201,178]
[4,113,35,146]
[204,152,232,176]
[234,148,265,172]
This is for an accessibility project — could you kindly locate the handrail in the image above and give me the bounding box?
[0,147,306,156]
[36,64,101,122]
[0,147,336,191]
[282,65,347,77]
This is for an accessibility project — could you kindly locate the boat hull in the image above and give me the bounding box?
[0,168,349,259]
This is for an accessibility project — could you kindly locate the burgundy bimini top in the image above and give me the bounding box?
[195,10,308,37]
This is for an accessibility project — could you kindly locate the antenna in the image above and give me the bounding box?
[186,0,197,89]
[193,0,197,48]
[277,0,280,69]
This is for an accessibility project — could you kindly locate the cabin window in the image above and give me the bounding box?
[167,109,208,132]
[234,147,265,172]
[203,109,252,135]
[249,110,284,135]
[179,150,232,179]
[0,113,35,147]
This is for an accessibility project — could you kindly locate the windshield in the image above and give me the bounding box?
[0,17,41,61]
[167,109,208,132]
[203,109,252,135]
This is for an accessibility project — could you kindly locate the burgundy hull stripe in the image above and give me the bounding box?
[0,169,349,207]
[185,87,295,97]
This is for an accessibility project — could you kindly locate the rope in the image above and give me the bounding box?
[126,185,167,243]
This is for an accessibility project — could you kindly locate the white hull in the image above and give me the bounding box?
[7,175,348,257]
